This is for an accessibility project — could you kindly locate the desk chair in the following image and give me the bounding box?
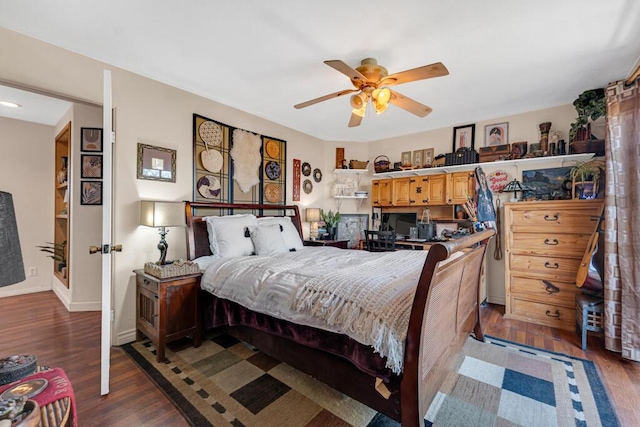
[365,230,396,252]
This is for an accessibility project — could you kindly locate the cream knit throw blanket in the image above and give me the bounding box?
[290,250,428,374]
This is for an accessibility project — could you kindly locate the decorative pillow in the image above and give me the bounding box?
[205,214,257,257]
[257,216,304,251]
[249,224,288,255]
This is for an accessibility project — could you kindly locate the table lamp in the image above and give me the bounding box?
[0,191,26,287]
[500,179,534,202]
[140,200,185,265]
[305,208,321,240]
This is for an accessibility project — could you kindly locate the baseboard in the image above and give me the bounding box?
[0,285,51,298]
[487,295,506,305]
[67,301,101,312]
[52,279,71,311]
[117,329,137,346]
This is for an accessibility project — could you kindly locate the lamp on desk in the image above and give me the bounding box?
[140,200,185,265]
[305,208,321,240]
[0,191,26,287]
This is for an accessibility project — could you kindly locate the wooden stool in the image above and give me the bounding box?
[575,293,604,351]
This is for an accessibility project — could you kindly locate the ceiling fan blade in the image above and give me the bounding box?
[294,89,358,109]
[389,89,433,117]
[381,62,449,86]
[324,60,368,83]
[348,113,363,128]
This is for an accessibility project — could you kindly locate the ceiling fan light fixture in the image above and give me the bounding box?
[350,92,366,109]
[374,100,388,114]
[352,102,367,118]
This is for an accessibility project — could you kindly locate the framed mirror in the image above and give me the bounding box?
[137,143,176,183]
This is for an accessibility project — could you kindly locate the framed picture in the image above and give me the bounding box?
[522,166,573,200]
[81,127,103,152]
[423,148,435,167]
[401,151,411,167]
[336,214,369,249]
[137,143,176,183]
[80,181,102,205]
[485,122,509,147]
[81,154,103,179]
[452,124,475,152]
[412,150,423,168]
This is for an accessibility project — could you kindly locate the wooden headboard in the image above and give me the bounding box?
[185,201,303,260]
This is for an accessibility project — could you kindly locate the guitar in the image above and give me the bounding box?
[575,208,605,293]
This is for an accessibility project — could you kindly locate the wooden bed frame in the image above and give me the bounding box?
[185,201,494,426]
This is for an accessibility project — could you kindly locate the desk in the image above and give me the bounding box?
[395,241,434,250]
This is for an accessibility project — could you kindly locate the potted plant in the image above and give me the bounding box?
[320,209,341,240]
[569,89,606,155]
[570,159,605,199]
[37,240,67,273]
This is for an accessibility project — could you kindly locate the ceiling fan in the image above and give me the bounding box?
[294,58,449,127]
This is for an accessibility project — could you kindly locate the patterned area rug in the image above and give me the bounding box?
[122,333,618,427]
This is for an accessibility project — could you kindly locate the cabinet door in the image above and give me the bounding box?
[410,177,429,205]
[449,172,475,205]
[426,174,447,205]
[392,178,411,206]
[374,179,393,206]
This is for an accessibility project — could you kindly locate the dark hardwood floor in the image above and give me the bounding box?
[0,291,638,426]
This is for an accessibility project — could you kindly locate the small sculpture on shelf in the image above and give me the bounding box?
[57,156,68,184]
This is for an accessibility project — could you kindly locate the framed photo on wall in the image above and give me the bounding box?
[81,127,103,152]
[81,154,103,179]
[452,124,475,151]
[485,122,509,147]
[401,151,411,167]
[137,143,176,183]
[423,148,435,166]
[412,150,423,168]
[80,181,102,205]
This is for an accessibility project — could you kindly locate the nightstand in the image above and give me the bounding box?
[304,239,349,249]
[135,269,202,362]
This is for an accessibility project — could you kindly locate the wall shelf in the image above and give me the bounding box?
[372,153,595,178]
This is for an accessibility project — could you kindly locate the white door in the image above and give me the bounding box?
[100,70,113,395]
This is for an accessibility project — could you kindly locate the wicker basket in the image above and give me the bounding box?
[144,261,200,278]
[0,354,37,385]
[374,155,390,173]
[349,160,369,170]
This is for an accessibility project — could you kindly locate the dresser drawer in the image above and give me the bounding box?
[509,233,592,257]
[510,297,575,330]
[509,206,601,234]
[509,254,581,280]
[509,275,579,305]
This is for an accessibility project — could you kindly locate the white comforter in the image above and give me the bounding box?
[199,246,429,373]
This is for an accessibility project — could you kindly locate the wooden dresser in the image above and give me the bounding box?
[503,200,603,330]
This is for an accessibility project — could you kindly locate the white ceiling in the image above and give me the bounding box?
[0,85,71,125]
[1,1,639,142]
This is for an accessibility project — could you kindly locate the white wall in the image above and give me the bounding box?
[0,116,54,297]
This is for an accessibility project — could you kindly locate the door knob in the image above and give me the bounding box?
[89,246,102,254]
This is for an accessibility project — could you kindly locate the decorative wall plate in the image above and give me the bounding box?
[264,183,282,203]
[199,121,223,146]
[303,179,313,194]
[265,140,280,159]
[201,149,223,173]
[197,175,221,199]
[301,162,311,176]
[313,168,322,183]
[265,161,281,180]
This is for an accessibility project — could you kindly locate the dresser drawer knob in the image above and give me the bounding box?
[545,310,561,318]
[544,261,559,269]
[544,214,559,221]
[544,238,559,245]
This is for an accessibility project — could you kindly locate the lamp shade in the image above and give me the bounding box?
[305,208,321,223]
[0,191,26,287]
[140,201,185,227]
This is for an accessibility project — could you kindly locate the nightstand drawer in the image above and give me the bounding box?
[509,254,581,280]
[137,274,158,294]
[509,233,592,257]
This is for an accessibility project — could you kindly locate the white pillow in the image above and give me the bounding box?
[249,224,288,255]
[257,216,304,251]
[205,214,257,257]
[192,255,218,270]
